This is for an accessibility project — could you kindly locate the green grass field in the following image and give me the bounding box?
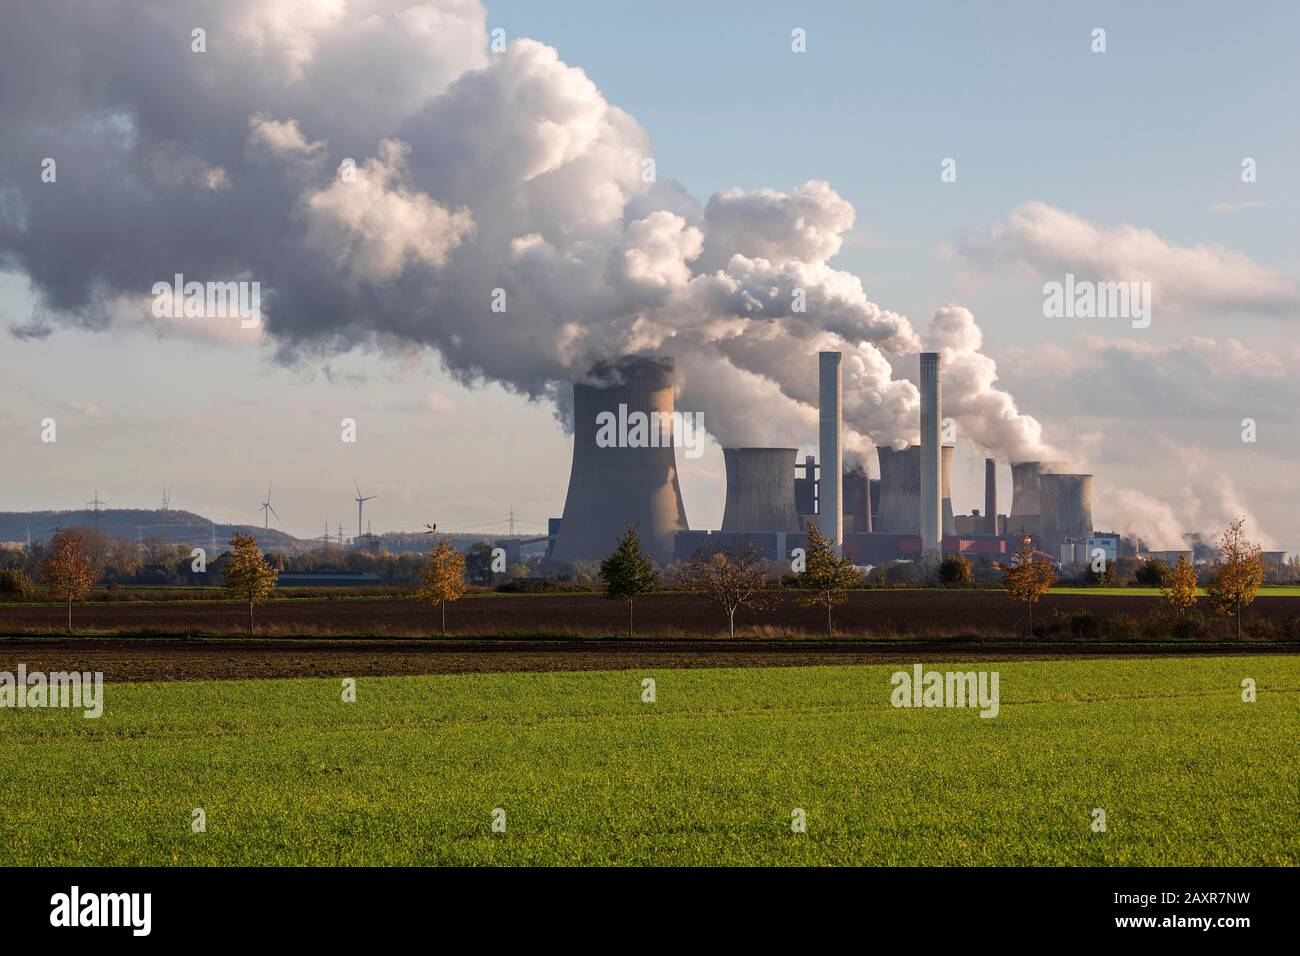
[2,657,1296,866]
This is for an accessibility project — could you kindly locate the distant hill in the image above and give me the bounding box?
[0,509,305,552]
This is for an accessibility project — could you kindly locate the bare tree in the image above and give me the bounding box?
[681,543,774,637]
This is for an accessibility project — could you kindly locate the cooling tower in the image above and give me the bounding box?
[843,468,871,533]
[941,444,955,536]
[1009,460,1069,531]
[819,352,844,549]
[721,448,801,533]
[876,445,921,533]
[919,352,942,555]
[984,458,997,534]
[1039,474,1094,539]
[551,356,689,565]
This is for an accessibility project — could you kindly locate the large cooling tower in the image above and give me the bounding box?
[1039,474,1094,539]
[819,352,844,549]
[919,352,942,554]
[721,448,801,533]
[551,357,689,565]
[876,445,921,533]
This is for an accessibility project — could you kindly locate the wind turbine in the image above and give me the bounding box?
[354,478,377,540]
[261,479,281,529]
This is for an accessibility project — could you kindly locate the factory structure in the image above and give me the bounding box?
[546,352,1113,569]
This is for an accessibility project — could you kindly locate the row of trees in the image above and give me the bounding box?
[19,517,1271,639]
[995,517,1266,637]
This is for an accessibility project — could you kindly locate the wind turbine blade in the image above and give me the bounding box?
[354,477,361,498]
[269,505,281,523]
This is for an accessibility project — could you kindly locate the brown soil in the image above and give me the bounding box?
[0,636,1293,683]
[2,590,1298,638]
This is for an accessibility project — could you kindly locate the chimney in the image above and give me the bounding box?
[818,352,844,553]
[919,352,942,555]
[984,458,997,534]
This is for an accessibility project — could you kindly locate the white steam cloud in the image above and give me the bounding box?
[0,0,1058,468]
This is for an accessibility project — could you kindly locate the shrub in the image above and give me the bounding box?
[1135,558,1173,588]
[0,568,35,599]
[1245,617,1282,642]
[937,554,973,585]
[1067,610,1100,639]
[1103,613,1142,641]
[496,579,559,594]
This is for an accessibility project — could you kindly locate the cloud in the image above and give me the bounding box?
[962,201,1300,315]
[0,0,1052,467]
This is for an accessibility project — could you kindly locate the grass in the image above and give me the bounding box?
[1,657,1296,866]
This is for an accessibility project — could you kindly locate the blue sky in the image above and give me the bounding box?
[2,0,1297,548]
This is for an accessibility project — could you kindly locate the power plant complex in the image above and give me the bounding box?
[547,352,1111,568]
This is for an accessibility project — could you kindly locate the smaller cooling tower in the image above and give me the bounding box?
[876,445,921,534]
[721,448,801,533]
[941,444,955,536]
[843,468,871,533]
[1039,474,1094,539]
[1009,460,1068,534]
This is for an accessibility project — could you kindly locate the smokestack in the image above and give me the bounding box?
[819,352,843,551]
[721,448,801,533]
[984,458,997,534]
[551,356,689,565]
[876,445,920,533]
[919,352,942,555]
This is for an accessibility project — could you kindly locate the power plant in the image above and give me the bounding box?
[546,350,1115,569]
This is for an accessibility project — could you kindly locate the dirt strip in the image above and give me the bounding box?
[0,637,1294,683]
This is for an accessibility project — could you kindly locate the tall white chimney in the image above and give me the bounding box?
[919,351,942,555]
[818,351,843,555]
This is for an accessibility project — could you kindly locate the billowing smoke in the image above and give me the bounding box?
[0,0,1056,466]
[1098,448,1278,551]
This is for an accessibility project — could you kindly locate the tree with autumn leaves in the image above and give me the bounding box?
[39,530,96,633]
[415,539,468,636]
[1206,516,1265,638]
[998,532,1056,636]
[223,532,279,636]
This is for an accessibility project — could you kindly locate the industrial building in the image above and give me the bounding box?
[548,350,1103,569]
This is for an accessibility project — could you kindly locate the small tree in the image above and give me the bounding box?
[797,522,861,636]
[682,543,774,637]
[222,532,279,636]
[600,525,658,637]
[1162,554,1199,618]
[39,530,96,632]
[414,539,469,635]
[937,553,973,585]
[998,532,1056,635]
[1206,516,1265,638]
